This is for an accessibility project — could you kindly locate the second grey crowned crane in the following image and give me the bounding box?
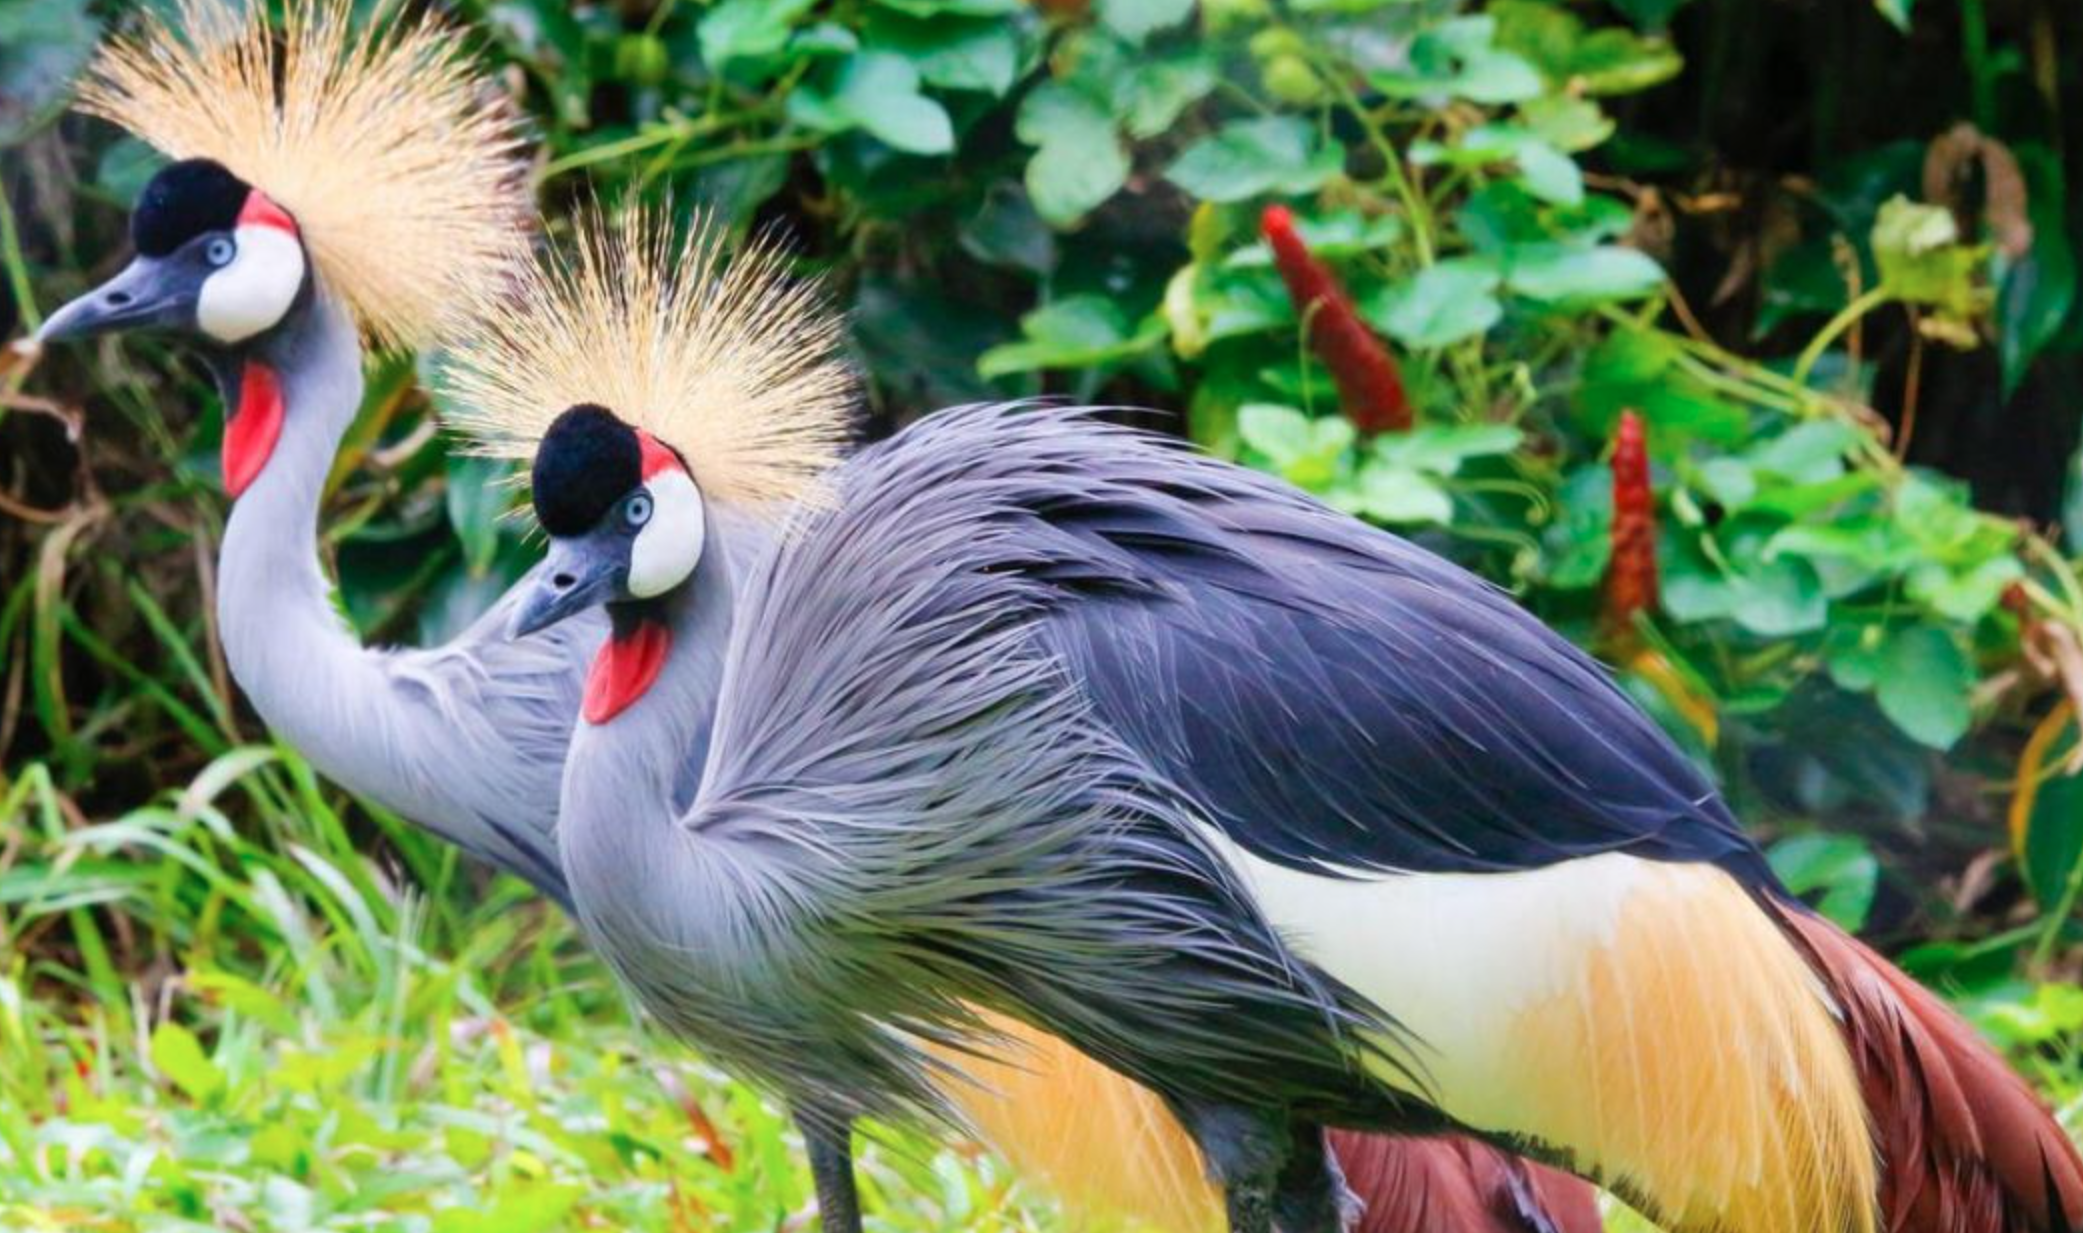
[496,272,2083,1231]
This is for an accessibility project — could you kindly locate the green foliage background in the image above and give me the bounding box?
[1,0,2081,1228]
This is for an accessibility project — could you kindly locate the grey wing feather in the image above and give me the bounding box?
[672,402,1416,1131]
[358,562,604,908]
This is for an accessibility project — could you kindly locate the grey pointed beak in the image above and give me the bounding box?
[37,256,198,344]
[508,536,625,640]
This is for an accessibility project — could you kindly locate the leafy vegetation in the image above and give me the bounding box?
[3,0,2082,1228]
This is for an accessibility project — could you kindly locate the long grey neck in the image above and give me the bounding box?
[560,505,763,931]
[214,287,390,774]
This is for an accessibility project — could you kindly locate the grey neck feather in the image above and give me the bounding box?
[560,505,752,899]
[211,287,444,823]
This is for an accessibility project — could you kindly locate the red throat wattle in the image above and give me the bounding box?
[224,360,284,498]
[584,620,673,724]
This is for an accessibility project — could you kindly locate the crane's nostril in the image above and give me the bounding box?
[552,572,576,590]
[105,291,133,308]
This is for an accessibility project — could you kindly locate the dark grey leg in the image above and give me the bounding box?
[799,1112,860,1233]
[1272,1125,1360,1233]
[1165,1099,1293,1233]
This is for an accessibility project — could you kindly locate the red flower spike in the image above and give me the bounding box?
[1604,409,1659,635]
[1260,205,1412,435]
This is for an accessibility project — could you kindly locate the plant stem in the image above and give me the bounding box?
[1791,286,1893,387]
[0,178,41,334]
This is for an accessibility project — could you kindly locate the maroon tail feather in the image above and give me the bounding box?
[1772,901,2083,1233]
[1330,1132,1604,1233]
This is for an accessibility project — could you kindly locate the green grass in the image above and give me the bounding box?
[5,740,2083,1232]
[0,744,1066,1233]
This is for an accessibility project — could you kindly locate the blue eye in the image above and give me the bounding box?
[205,237,236,267]
[624,492,653,527]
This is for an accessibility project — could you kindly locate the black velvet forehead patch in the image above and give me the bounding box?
[533,404,641,537]
[133,159,252,258]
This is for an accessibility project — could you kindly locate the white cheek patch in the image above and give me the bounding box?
[628,470,705,598]
[196,226,306,343]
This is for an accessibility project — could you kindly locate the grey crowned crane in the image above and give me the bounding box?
[23,6,1598,1231]
[440,204,1600,1233]
[493,243,2083,1231]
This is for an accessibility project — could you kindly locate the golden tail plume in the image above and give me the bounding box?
[943,1015,1602,1233]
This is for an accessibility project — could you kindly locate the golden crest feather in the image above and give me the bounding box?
[77,0,529,346]
[442,205,856,508]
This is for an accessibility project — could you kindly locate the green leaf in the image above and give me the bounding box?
[1515,140,1584,207]
[1871,195,1984,316]
[1226,210,1402,267]
[1507,244,1665,302]
[1874,626,1974,749]
[869,0,1020,15]
[864,12,1021,95]
[1998,147,2076,396]
[976,295,1163,375]
[1166,116,1343,203]
[150,1022,225,1104]
[1239,403,1354,489]
[1873,0,1913,32]
[445,455,510,578]
[788,52,955,155]
[0,0,96,147]
[1017,83,1129,225]
[698,0,817,66]
[1372,423,1524,475]
[1098,0,1193,43]
[1117,49,1220,138]
[1768,833,1878,931]
[1364,259,1504,350]
[1518,96,1614,154]
[1907,555,2023,623]
[1354,462,1454,524]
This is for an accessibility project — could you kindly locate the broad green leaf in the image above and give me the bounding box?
[1098,0,1193,43]
[1515,140,1584,207]
[1575,330,1750,448]
[976,295,1163,375]
[1543,464,1615,588]
[788,52,954,155]
[1871,195,1985,321]
[1226,210,1402,268]
[1746,420,1860,483]
[1507,244,1665,302]
[1364,259,1504,350]
[0,0,96,147]
[1768,833,1877,930]
[1874,626,1974,749]
[1907,555,2023,623]
[1017,83,1129,225]
[864,12,1021,95]
[2017,715,2083,910]
[869,0,1020,15]
[1239,403,1354,489]
[1166,116,1343,203]
[1873,0,1913,32]
[1664,552,1826,636]
[1563,28,1684,95]
[698,0,817,66]
[151,1022,225,1104]
[1518,96,1614,154]
[1354,462,1454,524]
[445,455,510,578]
[1998,146,2076,396]
[1118,49,1220,138]
[1372,423,1524,475]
